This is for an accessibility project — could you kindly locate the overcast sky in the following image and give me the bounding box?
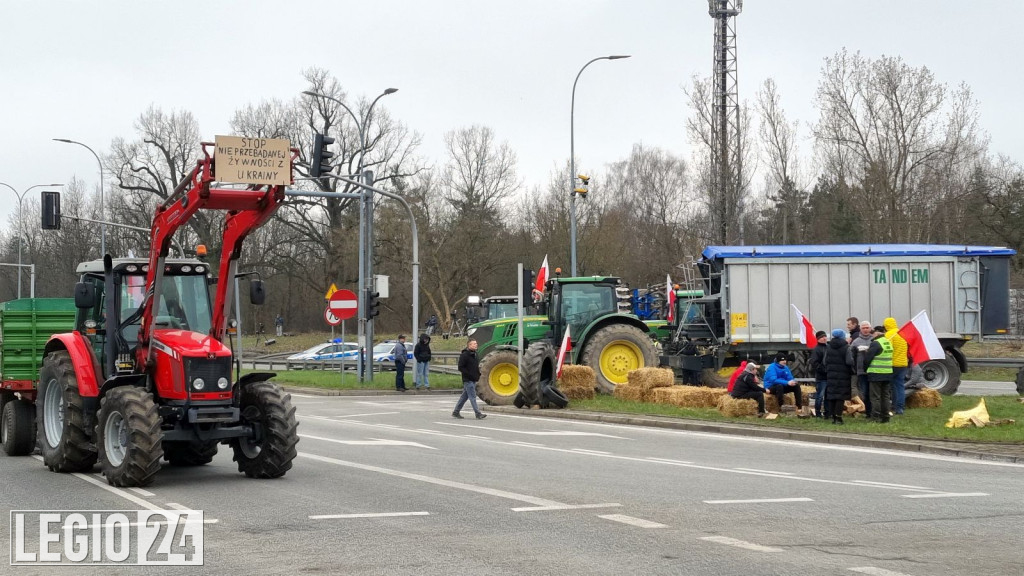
[2,0,1022,230]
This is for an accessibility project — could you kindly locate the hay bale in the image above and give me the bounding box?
[650,386,683,404]
[764,392,796,414]
[717,394,759,417]
[562,385,596,400]
[801,385,816,400]
[559,365,596,389]
[628,367,675,390]
[613,384,644,402]
[668,385,727,408]
[906,388,942,409]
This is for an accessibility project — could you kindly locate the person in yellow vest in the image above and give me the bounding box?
[863,326,893,423]
[883,317,909,415]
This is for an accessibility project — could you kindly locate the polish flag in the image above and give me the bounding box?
[556,326,572,379]
[898,310,945,362]
[791,304,817,348]
[666,274,677,323]
[533,255,549,301]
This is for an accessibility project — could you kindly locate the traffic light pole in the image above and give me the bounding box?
[363,169,375,379]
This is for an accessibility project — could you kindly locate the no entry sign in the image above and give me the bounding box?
[328,288,358,321]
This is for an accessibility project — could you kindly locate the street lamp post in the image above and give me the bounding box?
[569,55,630,277]
[0,182,63,298]
[53,139,105,255]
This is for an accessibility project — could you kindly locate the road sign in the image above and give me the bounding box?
[325,282,338,300]
[324,307,342,326]
[328,288,358,321]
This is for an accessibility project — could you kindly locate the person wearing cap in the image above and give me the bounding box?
[824,328,853,424]
[808,330,830,418]
[864,326,893,422]
[764,353,804,412]
[729,362,766,416]
[392,335,409,392]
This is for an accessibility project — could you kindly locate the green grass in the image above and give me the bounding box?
[568,395,1024,443]
[964,367,1016,382]
[247,368,464,390]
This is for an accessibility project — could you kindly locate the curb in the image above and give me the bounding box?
[484,406,1023,464]
[281,386,461,397]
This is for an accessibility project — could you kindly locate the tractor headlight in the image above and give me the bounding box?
[217,377,230,390]
[467,327,476,336]
[192,377,206,391]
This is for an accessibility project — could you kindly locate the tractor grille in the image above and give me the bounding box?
[184,357,232,389]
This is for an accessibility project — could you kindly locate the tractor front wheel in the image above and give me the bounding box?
[519,342,556,407]
[580,325,659,394]
[478,350,520,406]
[96,387,164,487]
[37,351,98,472]
[231,381,299,479]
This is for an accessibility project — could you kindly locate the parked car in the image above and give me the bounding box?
[288,341,360,363]
[370,340,414,369]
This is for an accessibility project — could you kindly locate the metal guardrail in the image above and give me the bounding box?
[965,358,1024,368]
[240,351,462,373]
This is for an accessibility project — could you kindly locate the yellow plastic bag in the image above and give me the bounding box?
[945,398,990,428]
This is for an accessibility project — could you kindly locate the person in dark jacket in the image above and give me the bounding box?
[413,334,432,390]
[824,329,853,424]
[808,330,829,418]
[729,362,766,416]
[453,339,486,419]
[392,335,408,392]
[863,326,893,423]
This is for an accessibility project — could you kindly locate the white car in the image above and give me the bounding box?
[369,341,414,369]
[287,341,360,362]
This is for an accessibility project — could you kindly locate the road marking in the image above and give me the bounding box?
[512,503,621,512]
[70,472,164,511]
[736,468,793,475]
[300,452,581,508]
[901,492,989,499]
[414,428,439,433]
[288,393,321,398]
[571,448,611,455]
[700,536,783,552]
[373,423,402,428]
[646,457,694,464]
[461,434,491,440]
[354,401,395,407]
[437,422,626,438]
[853,480,931,490]
[299,433,436,450]
[309,512,430,520]
[333,412,401,418]
[704,498,813,504]
[598,514,667,529]
[128,487,155,497]
[849,567,916,576]
[510,441,547,448]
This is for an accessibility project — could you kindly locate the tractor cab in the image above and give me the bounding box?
[546,277,623,344]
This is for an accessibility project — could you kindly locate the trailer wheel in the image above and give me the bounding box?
[478,350,520,406]
[163,441,219,466]
[520,342,556,406]
[37,351,98,472]
[2,400,36,456]
[921,353,961,395]
[701,367,733,388]
[789,351,812,378]
[231,381,299,479]
[580,324,659,394]
[97,387,164,487]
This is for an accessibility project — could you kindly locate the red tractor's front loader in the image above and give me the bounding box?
[36,141,300,487]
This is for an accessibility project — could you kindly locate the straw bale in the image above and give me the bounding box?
[717,394,759,417]
[613,385,644,402]
[764,393,796,414]
[906,388,942,409]
[668,385,728,408]
[628,367,675,390]
[650,387,683,404]
[559,365,596,389]
[562,385,596,400]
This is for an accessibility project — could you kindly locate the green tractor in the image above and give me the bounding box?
[468,276,660,406]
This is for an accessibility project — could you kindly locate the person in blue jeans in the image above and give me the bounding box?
[413,333,432,390]
[453,339,486,419]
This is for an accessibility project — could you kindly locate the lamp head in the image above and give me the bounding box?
[607,55,631,60]
[53,138,73,144]
[384,88,398,95]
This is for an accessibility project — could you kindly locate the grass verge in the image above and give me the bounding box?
[569,394,1024,443]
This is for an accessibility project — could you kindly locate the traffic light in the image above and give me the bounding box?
[365,291,380,320]
[575,174,590,198]
[41,191,61,230]
[521,268,535,300]
[310,133,336,177]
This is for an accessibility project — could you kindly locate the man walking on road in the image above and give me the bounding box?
[393,335,409,392]
[453,339,486,419]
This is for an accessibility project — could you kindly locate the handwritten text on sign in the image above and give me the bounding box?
[214,136,291,186]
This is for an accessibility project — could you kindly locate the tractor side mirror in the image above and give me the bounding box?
[249,280,266,306]
[74,282,96,309]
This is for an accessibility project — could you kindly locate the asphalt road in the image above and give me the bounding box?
[2,394,1022,575]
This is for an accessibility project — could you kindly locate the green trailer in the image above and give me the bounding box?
[1,298,77,455]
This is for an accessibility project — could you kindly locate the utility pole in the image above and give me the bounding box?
[708,0,744,244]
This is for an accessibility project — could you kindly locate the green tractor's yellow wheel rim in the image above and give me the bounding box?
[488,362,519,396]
[599,340,644,385]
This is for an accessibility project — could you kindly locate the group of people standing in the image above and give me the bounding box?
[730,315,916,425]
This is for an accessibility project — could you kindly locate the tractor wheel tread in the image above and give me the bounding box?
[477,350,520,406]
[519,342,556,406]
[2,400,36,456]
[230,381,299,479]
[37,351,98,472]
[96,387,164,487]
[579,324,659,394]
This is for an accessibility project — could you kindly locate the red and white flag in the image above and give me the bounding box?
[533,255,549,301]
[556,326,572,379]
[898,310,945,362]
[666,274,677,323]
[791,304,817,348]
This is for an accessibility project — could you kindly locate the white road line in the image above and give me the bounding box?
[510,441,547,448]
[598,514,667,529]
[332,412,400,418]
[373,423,402,428]
[71,473,164,511]
[852,480,932,490]
[128,487,155,497]
[704,498,813,505]
[299,433,436,450]
[461,435,491,440]
[437,422,626,438]
[571,448,611,455]
[901,492,989,499]
[299,452,571,507]
[849,567,916,576]
[512,503,622,512]
[288,393,321,398]
[414,428,439,433]
[309,512,430,520]
[646,457,694,464]
[736,468,793,475]
[700,536,783,553]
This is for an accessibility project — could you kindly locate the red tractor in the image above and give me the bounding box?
[36,140,299,486]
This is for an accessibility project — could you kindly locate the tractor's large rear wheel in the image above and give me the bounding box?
[163,441,219,466]
[37,351,98,472]
[96,387,164,487]
[231,381,299,479]
[519,342,556,407]
[478,350,520,406]
[2,399,36,456]
[580,325,659,394]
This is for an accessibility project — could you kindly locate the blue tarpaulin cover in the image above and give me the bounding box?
[702,244,1017,260]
